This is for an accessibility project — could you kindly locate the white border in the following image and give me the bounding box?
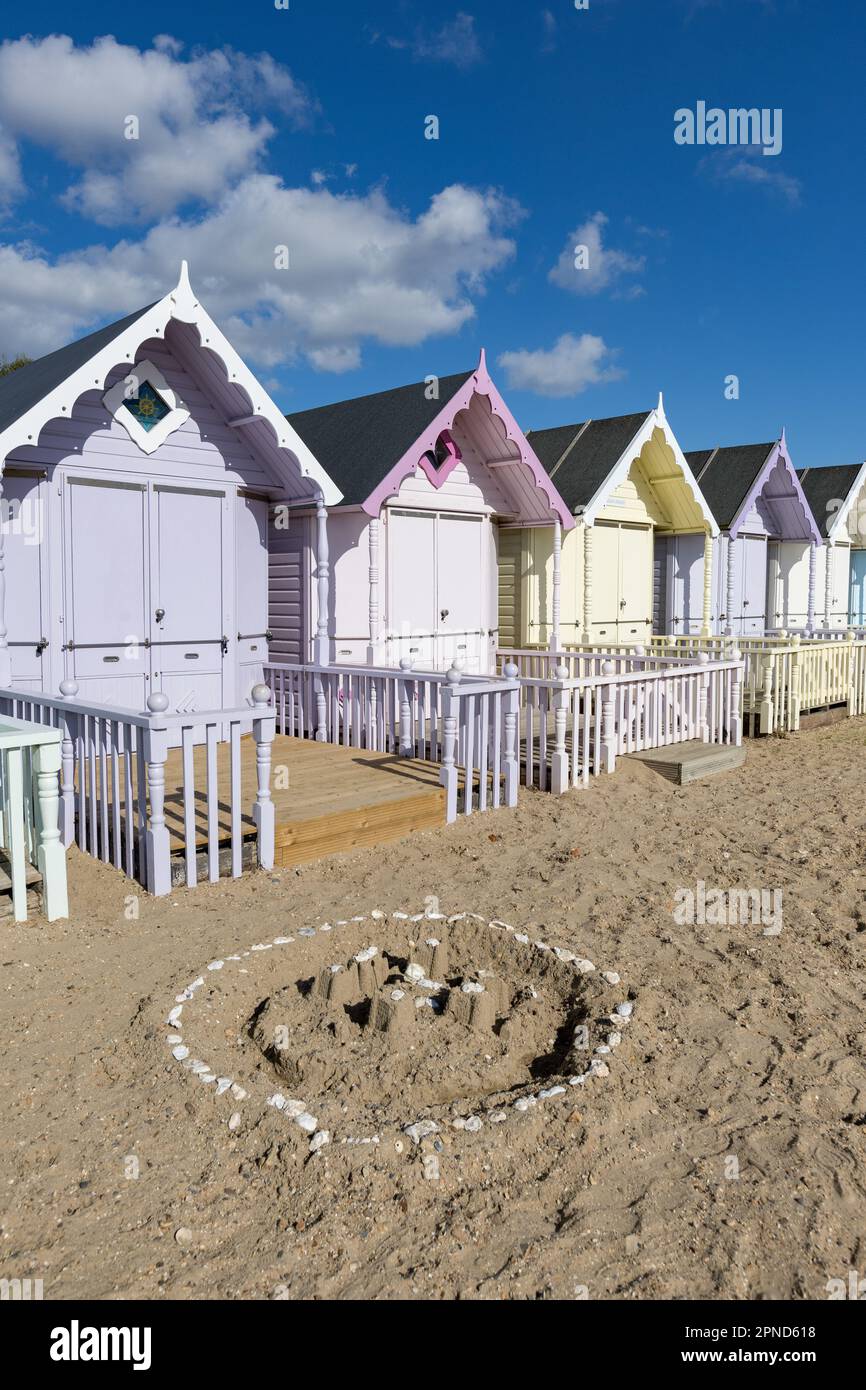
[103,357,189,456]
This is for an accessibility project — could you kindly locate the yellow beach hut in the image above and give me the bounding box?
[498,397,718,650]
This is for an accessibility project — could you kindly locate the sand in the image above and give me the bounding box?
[1,718,865,1301]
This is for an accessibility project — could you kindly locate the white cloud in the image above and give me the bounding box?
[0,124,22,204]
[386,13,483,70]
[497,332,624,398]
[548,212,645,297]
[0,35,313,223]
[0,179,520,367]
[704,149,801,204]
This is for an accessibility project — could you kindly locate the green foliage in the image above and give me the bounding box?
[0,354,32,378]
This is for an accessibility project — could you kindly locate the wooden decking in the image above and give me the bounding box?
[626,739,746,785]
[161,734,446,868]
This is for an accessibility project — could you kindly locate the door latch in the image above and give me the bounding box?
[36,637,49,654]
[155,607,165,623]
[440,608,450,622]
[221,635,229,655]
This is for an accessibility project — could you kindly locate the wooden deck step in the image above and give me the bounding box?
[275,786,446,867]
[626,740,746,785]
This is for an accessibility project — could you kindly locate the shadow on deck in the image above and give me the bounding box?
[160,734,446,870]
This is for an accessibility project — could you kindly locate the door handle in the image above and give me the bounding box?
[440,608,449,622]
[36,637,49,654]
[155,607,165,623]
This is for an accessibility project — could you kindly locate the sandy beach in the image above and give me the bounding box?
[1,718,865,1301]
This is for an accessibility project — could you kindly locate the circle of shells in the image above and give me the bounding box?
[163,910,636,1158]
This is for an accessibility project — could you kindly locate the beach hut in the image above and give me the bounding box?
[0,264,341,707]
[685,432,820,635]
[279,353,573,674]
[503,397,718,646]
[797,463,866,628]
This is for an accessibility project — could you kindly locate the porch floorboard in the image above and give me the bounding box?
[160,734,446,868]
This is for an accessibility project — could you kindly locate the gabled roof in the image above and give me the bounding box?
[288,351,574,528]
[686,443,776,530]
[797,463,865,540]
[524,400,718,534]
[287,370,471,505]
[686,433,820,542]
[527,412,651,511]
[0,304,157,436]
[0,263,342,506]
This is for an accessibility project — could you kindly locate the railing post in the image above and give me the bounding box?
[143,692,171,896]
[759,652,775,735]
[503,660,520,807]
[550,662,570,794]
[790,635,802,731]
[633,643,645,674]
[58,678,79,848]
[600,659,617,773]
[314,671,328,742]
[846,629,856,716]
[439,664,461,823]
[33,735,68,921]
[698,651,710,742]
[251,684,275,871]
[730,649,743,746]
[399,657,414,757]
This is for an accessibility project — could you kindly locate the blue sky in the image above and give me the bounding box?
[0,0,863,466]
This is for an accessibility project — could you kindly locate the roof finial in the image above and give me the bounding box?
[476,346,488,378]
[170,259,198,322]
[656,390,665,416]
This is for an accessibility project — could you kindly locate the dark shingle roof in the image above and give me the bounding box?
[526,412,651,512]
[286,371,472,505]
[685,442,776,530]
[0,302,158,438]
[797,464,862,538]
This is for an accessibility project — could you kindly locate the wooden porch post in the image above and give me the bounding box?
[701,530,713,637]
[724,534,735,638]
[600,659,617,773]
[582,523,593,644]
[807,540,817,632]
[439,664,461,822]
[58,678,79,848]
[503,661,520,807]
[824,542,832,629]
[697,651,710,742]
[314,491,330,666]
[730,649,743,745]
[0,475,10,687]
[550,517,562,655]
[550,661,570,793]
[143,692,171,896]
[34,736,68,921]
[251,684,275,871]
[368,516,381,664]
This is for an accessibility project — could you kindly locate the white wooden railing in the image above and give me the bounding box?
[264,659,521,822]
[0,714,68,922]
[515,653,743,793]
[0,683,276,896]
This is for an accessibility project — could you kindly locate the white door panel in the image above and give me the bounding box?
[152,487,225,712]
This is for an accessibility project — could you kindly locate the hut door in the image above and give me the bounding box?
[63,477,150,707]
[739,536,767,634]
[2,471,49,690]
[236,494,269,699]
[388,510,437,668]
[151,486,227,711]
[850,550,866,625]
[436,514,485,672]
[668,534,705,634]
[618,524,651,643]
[590,523,620,642]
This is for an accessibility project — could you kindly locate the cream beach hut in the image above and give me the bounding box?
[499,397,718,648]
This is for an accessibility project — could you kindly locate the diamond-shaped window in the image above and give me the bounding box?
[122,380,171,433]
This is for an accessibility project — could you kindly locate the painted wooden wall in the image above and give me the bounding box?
[2,332,272,708]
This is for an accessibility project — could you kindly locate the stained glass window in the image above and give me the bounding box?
[122,380,171,433]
